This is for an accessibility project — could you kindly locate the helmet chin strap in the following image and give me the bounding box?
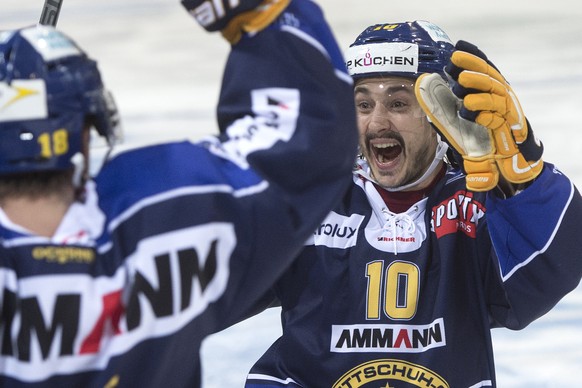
[381,139,448,192]
[71,152,87,201]
[71,153,85,187]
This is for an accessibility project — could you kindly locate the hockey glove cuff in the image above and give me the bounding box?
[182,0,290,44]
[221,0,290,43]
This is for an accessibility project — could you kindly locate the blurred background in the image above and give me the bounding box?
[2,1,581,386]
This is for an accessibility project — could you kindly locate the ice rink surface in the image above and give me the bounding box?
[2,0,582,386]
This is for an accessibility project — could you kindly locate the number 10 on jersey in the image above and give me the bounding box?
[366,260,420,320]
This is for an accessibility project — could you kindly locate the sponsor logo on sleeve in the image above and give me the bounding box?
[207,87,300,168]
[431,191,485,239]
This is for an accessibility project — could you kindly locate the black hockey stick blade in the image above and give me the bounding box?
[39,0,63,26]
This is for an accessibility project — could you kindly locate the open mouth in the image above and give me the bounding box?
[372,141,403,165]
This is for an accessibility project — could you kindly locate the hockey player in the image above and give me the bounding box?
[0,0,357,386]
[245,21,582,387]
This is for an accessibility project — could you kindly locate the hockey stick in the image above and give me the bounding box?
[39,0,63,26]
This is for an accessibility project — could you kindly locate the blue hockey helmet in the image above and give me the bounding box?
[0,25,120,175]
[345,21,454,80]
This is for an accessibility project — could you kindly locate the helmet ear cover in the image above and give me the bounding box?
[345,21,454,81]
[0,25,120,176]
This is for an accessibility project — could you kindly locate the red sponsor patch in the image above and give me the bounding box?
[431,191,485,238]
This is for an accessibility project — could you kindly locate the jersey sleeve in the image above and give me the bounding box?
[185,1,358,328]
[485,164,582,329]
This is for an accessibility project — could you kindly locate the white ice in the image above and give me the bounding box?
[1,0,581,386]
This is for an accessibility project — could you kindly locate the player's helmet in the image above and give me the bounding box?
[0,25,120,176]
[345,20,454,80]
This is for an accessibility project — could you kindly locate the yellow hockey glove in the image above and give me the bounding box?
[450,41,543,185]
[416,40,543,192]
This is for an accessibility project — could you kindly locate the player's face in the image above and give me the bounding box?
[354,76,438,189]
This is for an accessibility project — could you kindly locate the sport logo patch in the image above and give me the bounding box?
[0,80,48,122]
[333,358,449,388]
[431,191,485,238]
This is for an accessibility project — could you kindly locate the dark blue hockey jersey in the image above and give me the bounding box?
[0,1,358,386]
[246,159,582,388]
